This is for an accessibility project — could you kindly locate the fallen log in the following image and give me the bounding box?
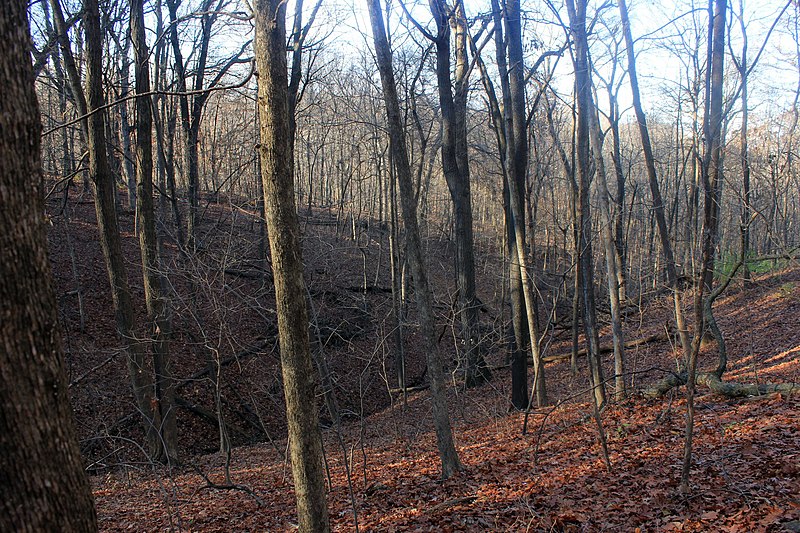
[643,371,800,399]
[543,332,667,363]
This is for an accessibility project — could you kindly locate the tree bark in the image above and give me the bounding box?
[566,0,606,408]
[495,0,548,408]
[367,0,462,478]
[589,104,626,400]
[0,2,98,528]
[131,0,178,462]
[85,0,161,457]
[682,0,727,494]
[254,1,330,529]
[429,0,490,387]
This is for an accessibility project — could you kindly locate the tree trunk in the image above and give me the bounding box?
[495,0,548,408]
[367,0,462,479]
[589,105,626,400]
[85,0,161,457]
[0,3,98,528]
[254,1,330,530]
[429,0,490,388]
[682,0,727,494]
[619,0,692,359]
[131,0,178,463]
[566,0,606,408]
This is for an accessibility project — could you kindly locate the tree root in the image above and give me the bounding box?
[643,371,800,399]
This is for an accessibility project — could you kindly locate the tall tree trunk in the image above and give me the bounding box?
[254,1,330,529]
[619,0,692,358]
[497,0,548,407]
[682,0,727,494]
[475,0,530,409]
[566,0,606,408]
[165,0,194,249]
[0,3,98,528]
[737,0,752,284]
[589,105,626,400]
[429,0,490,387]
[118,35,137,212]
[85,0,161,458]
[131,0,178,463]
[367,0,462,479]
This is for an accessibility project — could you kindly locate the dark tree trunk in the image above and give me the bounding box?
[85,0,162,457]
[429,0,490,388]
[254,1,330,530]
[131,0,178,462]
[566,0,606,408]
[367,0,462,479]
[493,0,547,407]
[0,3,98,529]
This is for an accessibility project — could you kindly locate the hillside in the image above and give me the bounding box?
[47,189,799,531]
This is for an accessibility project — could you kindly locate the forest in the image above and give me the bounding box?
[1,0,799,530]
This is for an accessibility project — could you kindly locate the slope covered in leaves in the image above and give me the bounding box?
[92,266,800,532]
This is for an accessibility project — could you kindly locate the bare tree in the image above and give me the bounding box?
[423,0,490,387]
[619,0,692,358]
[366,0,462,479]
[565,0,606,408]
[683,0,726,494]
[131,0,178,462]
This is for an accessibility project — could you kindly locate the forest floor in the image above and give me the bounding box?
[90,265,800,532]
[47,189,799,531]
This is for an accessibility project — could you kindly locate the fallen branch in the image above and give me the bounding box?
[189,464,265,506]
[174,396,250,440]
[429,496,476,512]
[388,384,430,395]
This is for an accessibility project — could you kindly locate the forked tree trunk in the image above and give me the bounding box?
[254,1,330,530]
[367,0,462,479]
[429,0,490,388]
[0,3,98,528]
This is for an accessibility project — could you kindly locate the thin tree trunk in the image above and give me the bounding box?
[499,0,548,407]
[682,0,727,494]
[619,0,692,358]
[566,0,606,408]
[367,0,462,479]
[589,105,626,400]
[131,0,178,463]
